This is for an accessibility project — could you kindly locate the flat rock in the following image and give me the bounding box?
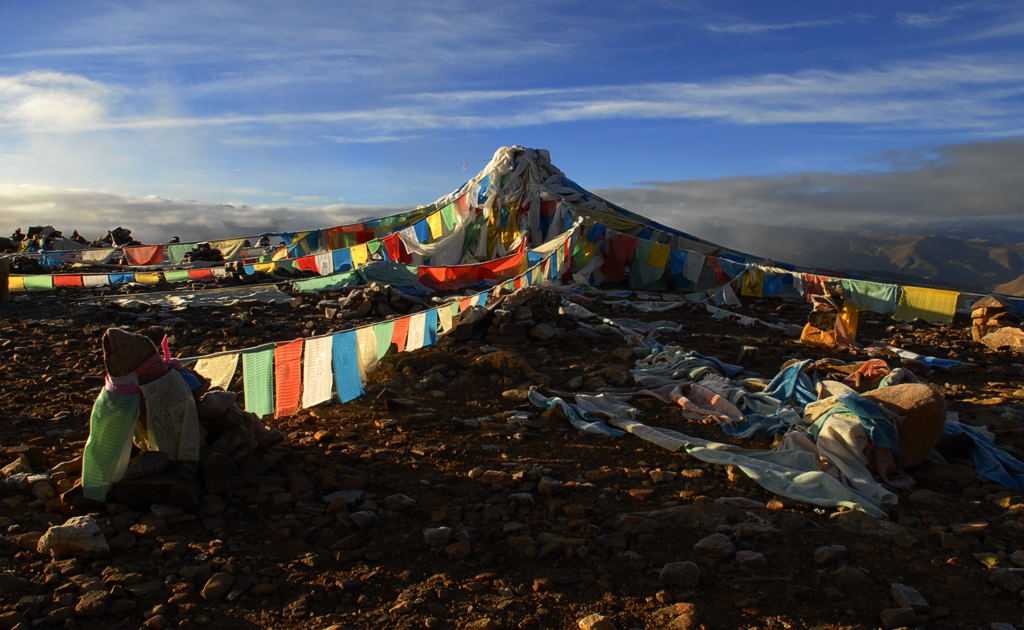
[692,533,734,559]
[577,612,617,630]
[659,562,700,588]
[890,583,929,612]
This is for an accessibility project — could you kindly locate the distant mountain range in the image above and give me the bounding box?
[689,223,1024,296]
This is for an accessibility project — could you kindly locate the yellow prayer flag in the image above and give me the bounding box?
[253,262,276,273]
[134,272,162,284]
[8,275,25,292]
[427,212,444,240]
[271,247,290,261]
[740,267,764,297]
[893,286,959,324]
[647,242,670,270]
[351,243,369,268]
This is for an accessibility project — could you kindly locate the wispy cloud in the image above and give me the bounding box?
[3,56,1022,137]
[706,19,841,34]
[323,134,424,144]
[896,1,1005,28]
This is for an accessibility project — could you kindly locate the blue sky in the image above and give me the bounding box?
[1,0,1023,243]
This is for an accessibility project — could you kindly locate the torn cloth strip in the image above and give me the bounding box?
[944,421,1024,491]
[527,389,624,437]
[301,336,334,409]
[274,339,304,418]
[332,331,364,403]
[242,347,275,417]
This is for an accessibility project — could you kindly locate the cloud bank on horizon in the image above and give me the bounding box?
[1,0,1023,253]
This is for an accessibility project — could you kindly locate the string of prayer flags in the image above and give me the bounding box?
[242,347,275,417]
[332,331,364,403]
[301,336,334,408]
[273,340,303,419]
[194,353,239,392]
[893,286,959,324]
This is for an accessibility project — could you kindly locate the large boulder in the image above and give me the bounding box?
[862,384,946,468]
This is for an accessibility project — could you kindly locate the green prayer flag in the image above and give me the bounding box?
[374,320,396,358]
[242,347,275,417]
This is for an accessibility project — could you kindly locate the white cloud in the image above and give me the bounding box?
[706,19,841,34]
[4,56,1022,137]
[0,72,111,130]
[0,183,402,243]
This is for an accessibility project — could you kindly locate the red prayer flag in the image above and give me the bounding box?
[54,275,83,288]
[274,339,303,419]
[391,317,410,353]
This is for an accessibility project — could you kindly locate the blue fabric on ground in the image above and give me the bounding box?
[943,422,1024,491]
[763,360,818,409]
[720,413,797,438]
[527,390,624,437]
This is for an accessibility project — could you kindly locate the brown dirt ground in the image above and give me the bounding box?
[1,286,1023,630]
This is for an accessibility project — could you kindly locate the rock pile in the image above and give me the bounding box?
[321,282,426,320]
[451,286,573,343]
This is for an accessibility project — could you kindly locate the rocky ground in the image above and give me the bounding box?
[1,283,1023,630]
